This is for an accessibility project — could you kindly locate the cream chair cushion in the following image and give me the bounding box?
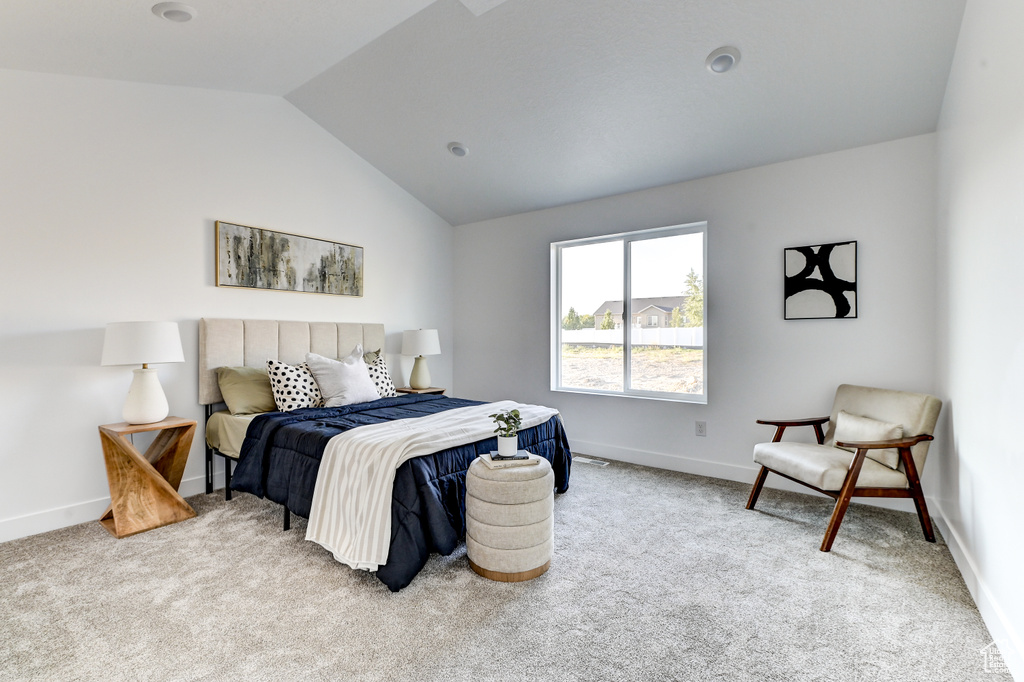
[833,410,903,469]
[753,442,909,491]
[823,384,941,475]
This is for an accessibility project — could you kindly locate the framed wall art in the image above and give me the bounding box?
[784,240,857,320]
[215,221,363,297]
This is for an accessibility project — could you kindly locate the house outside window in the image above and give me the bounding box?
[552,221,706,402]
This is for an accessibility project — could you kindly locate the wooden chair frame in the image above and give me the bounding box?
[745,417,935,552]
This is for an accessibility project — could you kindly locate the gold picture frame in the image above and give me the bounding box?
[215,221,363,297]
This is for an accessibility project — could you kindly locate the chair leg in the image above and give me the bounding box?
[820,448,869,552]
[283,506,290,531]
[746,466,770,510]
[821,491,855,552]
[911,492,936,543]
[900,446,935,542]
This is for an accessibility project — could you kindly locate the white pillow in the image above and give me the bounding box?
[266,360,324,412]
[305,346,381,407]
[833,410,904,469]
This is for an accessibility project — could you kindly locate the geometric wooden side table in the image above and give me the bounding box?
[98,417,197,538]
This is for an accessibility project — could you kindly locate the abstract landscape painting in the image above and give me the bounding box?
[216,221,363,296]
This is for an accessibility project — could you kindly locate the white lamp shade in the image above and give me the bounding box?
[401,329,441,357]
[102,321,184,366]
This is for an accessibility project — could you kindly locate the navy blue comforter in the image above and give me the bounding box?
[231,394,571,591]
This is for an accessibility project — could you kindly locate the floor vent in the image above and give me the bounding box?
[574,456,609,467]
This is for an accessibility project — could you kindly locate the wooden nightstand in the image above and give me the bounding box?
[98,417,197,538]
[396,387,445,395]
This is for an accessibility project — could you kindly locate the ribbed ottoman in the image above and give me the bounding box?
[466,454,554,582]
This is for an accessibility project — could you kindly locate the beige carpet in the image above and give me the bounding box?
[0,458,1009,681]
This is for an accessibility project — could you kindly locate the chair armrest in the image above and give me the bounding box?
[834,434,933,450]
[756,417,830,428]
[756,417,830,444]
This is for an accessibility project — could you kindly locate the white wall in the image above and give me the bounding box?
[935,0,1024,676]
[455,133,937,497]
[0,69,454,542]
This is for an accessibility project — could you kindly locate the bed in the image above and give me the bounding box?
[198,318,572,591]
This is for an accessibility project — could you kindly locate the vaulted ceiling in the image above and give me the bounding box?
[0,0,966,225]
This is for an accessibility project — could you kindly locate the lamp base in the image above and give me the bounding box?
[123,368,170,424]
[409,356,432,390]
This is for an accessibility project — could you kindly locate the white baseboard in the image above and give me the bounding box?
[570,438,753,482]
[930,499,1023,680]
[570,438,921,512]
[0,473,212,544]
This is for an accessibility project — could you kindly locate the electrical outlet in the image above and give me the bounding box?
[695,421,707,437]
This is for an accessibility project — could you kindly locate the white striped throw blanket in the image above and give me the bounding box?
[305,400,559,571]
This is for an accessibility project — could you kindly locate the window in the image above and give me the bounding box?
[552,222,706,403]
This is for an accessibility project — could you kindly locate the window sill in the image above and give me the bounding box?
[552,386,707,405]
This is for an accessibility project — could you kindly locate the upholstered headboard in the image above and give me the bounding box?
[198,318,386,406]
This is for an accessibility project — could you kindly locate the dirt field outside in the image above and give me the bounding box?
[559,345,704,395]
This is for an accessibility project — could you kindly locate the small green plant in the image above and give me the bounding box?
[489,408,522,438]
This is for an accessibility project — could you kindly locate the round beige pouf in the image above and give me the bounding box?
[466,454,554,582]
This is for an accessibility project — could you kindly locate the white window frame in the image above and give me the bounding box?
[550,221,707,404]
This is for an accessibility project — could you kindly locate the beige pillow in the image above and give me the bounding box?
[216,366,277,415]
[833,410,904,469]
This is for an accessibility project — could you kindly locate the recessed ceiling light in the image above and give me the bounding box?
[706,46,740,74]
[447,142,469,157]
[152,2,198,22]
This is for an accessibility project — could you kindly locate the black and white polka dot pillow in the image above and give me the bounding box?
[266,359,324,411]
[366,353,398,398]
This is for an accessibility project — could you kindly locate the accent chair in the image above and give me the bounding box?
[745,384,942,552]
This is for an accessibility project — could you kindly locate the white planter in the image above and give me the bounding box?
[497,435,518,457]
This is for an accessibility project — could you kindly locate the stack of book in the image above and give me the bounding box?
[479,451,540,469]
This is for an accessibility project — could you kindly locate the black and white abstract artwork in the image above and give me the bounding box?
[216,221,363,297]
[784,241,857,320]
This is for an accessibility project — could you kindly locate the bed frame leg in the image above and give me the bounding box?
[283,506,290,531]
[224,459,233,501]
[205,448,213,494]
[204,404,215,494]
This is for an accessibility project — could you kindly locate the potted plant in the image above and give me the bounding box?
[489,408,522,457]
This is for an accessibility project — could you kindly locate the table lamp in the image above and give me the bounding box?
[401,329,441,390]
[101,321,185,424]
